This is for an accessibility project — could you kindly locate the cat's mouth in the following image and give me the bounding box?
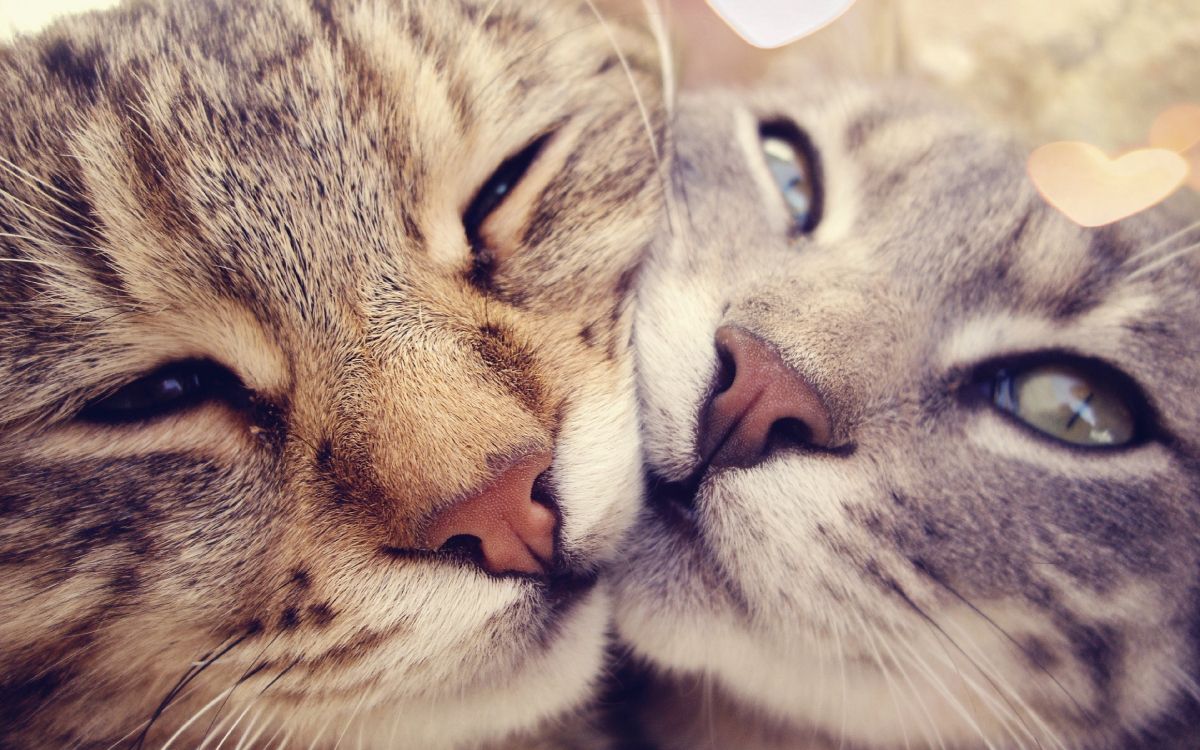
[644,467,707,531]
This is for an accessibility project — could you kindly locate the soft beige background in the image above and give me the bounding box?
[0,0,119,41]
[604,0,1200,154]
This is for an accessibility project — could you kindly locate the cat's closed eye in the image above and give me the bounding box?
[464,132,553,284]
[78,360,245,424]
[759,120,822,234]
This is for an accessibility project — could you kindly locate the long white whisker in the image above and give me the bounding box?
[159,685,237,750]
[939,616,1066,750]
[1129,239,1200,282]
[893,631,999,750]
[832,621,849,750]
[233,707,271,750]
[876,619,947,750]
[918,626,1033,750]
[581,0,660,166]
[331,689,370,750]
[211,701,255,750]
[854,611,911,750]
[1127,218,1200,265]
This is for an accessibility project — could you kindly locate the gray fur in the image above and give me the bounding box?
[615,78,1200,749]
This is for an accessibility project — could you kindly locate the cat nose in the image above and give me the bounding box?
[700,326,833,469]
[425,452,557,576]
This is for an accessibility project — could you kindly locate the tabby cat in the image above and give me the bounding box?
[614,75,1200,749]
[0,0,664,746]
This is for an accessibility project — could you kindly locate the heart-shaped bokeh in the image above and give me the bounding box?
[704,0,856,49]
[1027,142,1189,228]
[1149,104,1200,191]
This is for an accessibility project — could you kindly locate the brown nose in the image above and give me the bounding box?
[424,452,557,576]
[699,326,833,469]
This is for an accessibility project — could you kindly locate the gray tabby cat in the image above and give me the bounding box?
[614,76,1200,749]
[0,0,664,747]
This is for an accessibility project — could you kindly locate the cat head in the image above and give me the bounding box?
[615,76,1200,749]
[0,0,664,745]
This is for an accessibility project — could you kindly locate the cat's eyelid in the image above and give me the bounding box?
[464,125,579,264]
[734,108,796,236]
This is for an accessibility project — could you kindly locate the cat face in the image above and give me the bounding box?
[0,0,663,746]
[615,79,1200,749]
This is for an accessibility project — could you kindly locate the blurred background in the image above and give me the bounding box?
[601,0,1200,155]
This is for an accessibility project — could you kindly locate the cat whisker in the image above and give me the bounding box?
[198,631,283,746]
[918,567,1084,720]
[0,183,96,238]
[640,0,675,116]
[267,718,294,750]
[133,628,254,750]
[1129,240,1200,282]
[0,159,105,236]
[831,620,849,750]
[239,706,278,750]
[0,154,70,197]
[938,616,1067,750]
[917,608,1043,749]
[1126,217,1200,267]
[582,0,660,167]
[331,689,370,750]
[159,684,239,750]
[0,253,77,273]
[224,700,264,748]
[875,621,948,750]
[198,700,253,750]
[891,628,1000,750]
[853,609,912,750]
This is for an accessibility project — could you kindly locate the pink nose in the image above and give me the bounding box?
[425,452,557,576]
[700,326,833,469]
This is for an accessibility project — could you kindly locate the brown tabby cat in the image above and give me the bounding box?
[0,0,664,746]
[614,73,1200,749]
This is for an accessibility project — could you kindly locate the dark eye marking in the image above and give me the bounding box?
[759,119,823,235]
[79,360,246,425]
[463,133,552,286]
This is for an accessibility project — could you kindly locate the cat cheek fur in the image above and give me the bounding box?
[0,0,665,747]
[616,83,1200,749]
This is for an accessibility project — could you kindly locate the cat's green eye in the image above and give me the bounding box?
[989,364,1137,447]
[759,121,822,234]
[80,360,240,424]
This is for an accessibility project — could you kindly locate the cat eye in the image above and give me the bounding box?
[986,362,1139,447]
[79,360,243,424]
[759,120,822,234]
[463,134,552,257]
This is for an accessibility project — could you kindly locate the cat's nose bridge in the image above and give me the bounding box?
[699,326,834,469]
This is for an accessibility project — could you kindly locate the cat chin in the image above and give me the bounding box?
[236,583,612,750]
[371,584,611,749]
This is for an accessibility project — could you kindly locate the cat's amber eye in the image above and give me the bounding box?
[989,363,1138,447]
[79,360,242,424]
[759,120,822,234]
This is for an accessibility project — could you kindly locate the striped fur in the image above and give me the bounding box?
[614,77,1200,749]
[0,0,664,746]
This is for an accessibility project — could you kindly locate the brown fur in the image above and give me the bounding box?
[0,0,664,746]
